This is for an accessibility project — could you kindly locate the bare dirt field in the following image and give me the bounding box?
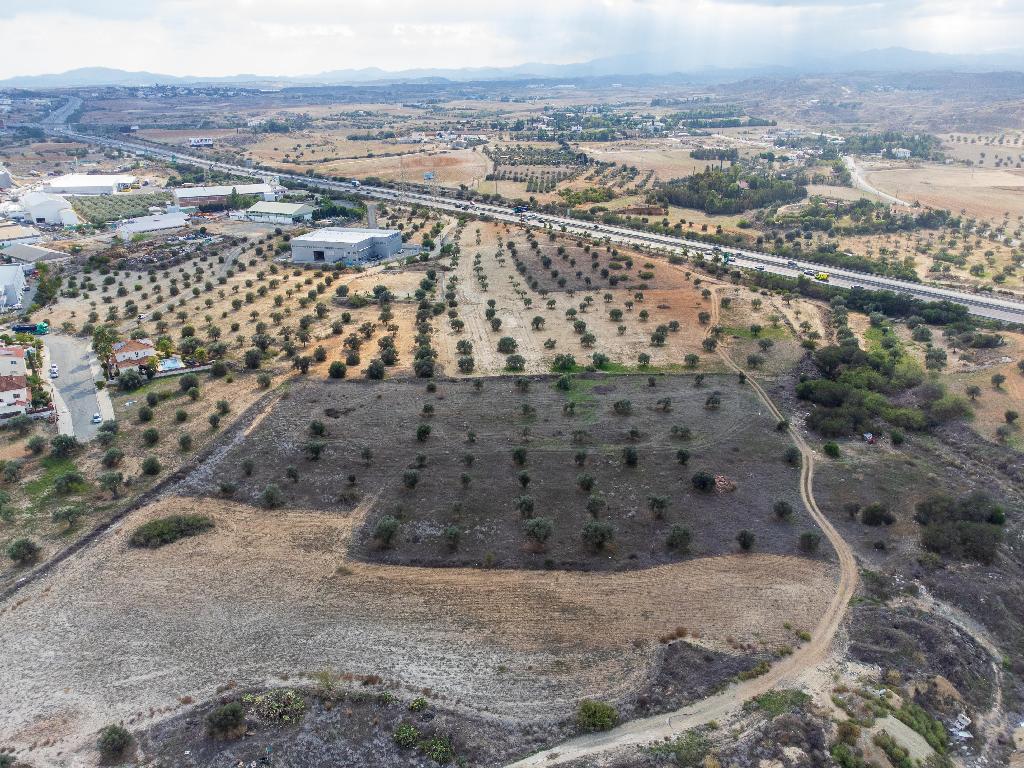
[0,490,835,766]
[865,164,1024,220]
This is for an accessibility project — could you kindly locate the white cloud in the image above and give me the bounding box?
[0,1,1022,78]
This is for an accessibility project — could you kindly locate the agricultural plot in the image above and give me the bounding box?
[197,375,827,571]
[71,192,173,225]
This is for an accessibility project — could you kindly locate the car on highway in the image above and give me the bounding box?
[754,264,766,271]
[49,366,59,378]
[786,260,799,268]
[802,269,817,277]
[91,413,102,424]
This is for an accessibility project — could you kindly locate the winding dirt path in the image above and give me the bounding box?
[506,293,859,767]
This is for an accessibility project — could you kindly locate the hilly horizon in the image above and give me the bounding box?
[3,47,1024,89]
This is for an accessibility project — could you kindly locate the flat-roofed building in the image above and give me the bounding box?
[291,227,403,266]
[0,223,41,248]
[244,201,314,224]
[43,173,137,195]
[173,182,281,207]
[115,212,189,238]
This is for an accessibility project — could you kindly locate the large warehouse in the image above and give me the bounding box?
[43,174,137,195]
[173,182,282,208]
[291,228,403,266]
[244,201,314,224]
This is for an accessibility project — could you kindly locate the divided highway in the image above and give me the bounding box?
[49,127,1024,324]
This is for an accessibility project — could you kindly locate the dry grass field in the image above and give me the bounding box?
[0,487,834,766]
[864,164,1024,220]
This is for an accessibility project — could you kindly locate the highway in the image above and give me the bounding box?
[48,126,1024,324]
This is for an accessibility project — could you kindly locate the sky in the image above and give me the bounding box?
[1,0,1023,79]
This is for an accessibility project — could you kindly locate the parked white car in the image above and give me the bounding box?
[91,413,102,424]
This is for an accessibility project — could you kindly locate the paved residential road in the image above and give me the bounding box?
[44,334,109,441]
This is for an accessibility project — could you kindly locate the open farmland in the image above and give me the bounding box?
[199,375,827,570]
[865,163,1024,220]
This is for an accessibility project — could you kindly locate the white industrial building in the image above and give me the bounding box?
[0,264,27,307]
[19,191,81,226]
[188,137,214,147]
[116,211,189,238]
[43,173,137,195]
[173,182,282,207]
[291,228,403,266]
[244,201,314,224]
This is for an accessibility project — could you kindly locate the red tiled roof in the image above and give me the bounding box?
[113,339,156,355]
[0,374,27,393]
[0,346,27,358]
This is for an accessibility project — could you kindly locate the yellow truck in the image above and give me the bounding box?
[814,272,830,282]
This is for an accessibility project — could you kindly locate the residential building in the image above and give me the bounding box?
[115,212,189,238]
[291,227,403,266]
[0,374,29,417]
[110,338,157,371]
[893,148,912,160]
[0,346,28,376]
[0,165,12,189]
[244,201,314,224]
[0,264,27,307]
[19,191,81,226]
[0,223,42,248]
[173,182,282,208]
[43,174,137,195]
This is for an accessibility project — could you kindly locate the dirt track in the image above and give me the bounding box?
[504,293,860,767]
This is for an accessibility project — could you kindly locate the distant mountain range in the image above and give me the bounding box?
[3,48,1024,89]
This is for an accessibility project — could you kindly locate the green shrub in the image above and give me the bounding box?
[374,516,400,548]
[261,483,283,508]
[7,537,40,565]
[691,470,715,492]
[582,520,614,551]
[861,502,894,526]
[207,701,245,735]
[50,434,79,458]
[393,722,420,749]
[419,735,455,764]
[141,456,161,475]
[141,427,160,446]
[799,531,822,553]
[241,689,305,723]
[129,514,214,548]
[823,441,840,458]
[577,699,617,732]
[666,525,691,552]
[96,724,131,758]
[748,689,811,717]
[646,729,709,767]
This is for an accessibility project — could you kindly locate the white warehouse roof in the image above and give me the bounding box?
[174,183,276,199]
[248,201,313,216]
[293,227,399,244]
[116,212,189,236]
[44,173,136,191]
